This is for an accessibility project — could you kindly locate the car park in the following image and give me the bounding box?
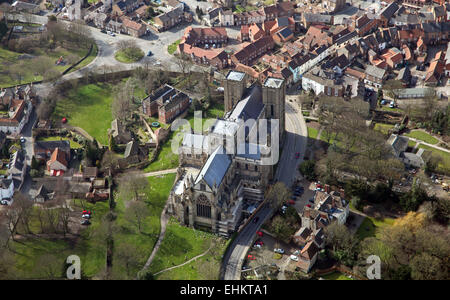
[274,248,285,254]
[290,255,299,261]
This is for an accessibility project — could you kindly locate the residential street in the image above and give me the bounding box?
[222,100,308,280]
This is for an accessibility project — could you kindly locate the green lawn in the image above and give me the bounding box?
[321,272,353,280]
[53,83,113,145]
[167,40,181,55]
[10,200,109,279]
[418,144,450,174]
[0,44,95,88]
[115,47,144,63]
[37,136,82,149]
[150,218,223,278]
[356,216,395,240]
[112,173,176,279]
[70,43,98,72]
[373,123,394,135]
[405,130,438,145]
[307,126,319,140]
[408,140,417,148]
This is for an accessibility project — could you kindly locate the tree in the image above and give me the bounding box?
[265,182,290,210]
[324,222,358,266]
[174,52,192,78]
[112,79,135,121]
[115,243,141,278]
[299,160,316,181]
[117,171,149,203]
[34,253,63,279]
[124,201,149,233]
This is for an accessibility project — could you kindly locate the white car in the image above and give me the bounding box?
[20,137,25,143]
[82,214,91,219]
[274,248,285,254]
[0,200,9,205]
[293,250,300,256]
[290,255,299,262]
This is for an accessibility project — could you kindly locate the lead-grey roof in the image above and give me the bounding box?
[211,119,239,136]
[236,143,261,160]
[264,77,284,88]
[365,65,386,79]
[195,145,231,188]
[228,85,264,122]
[226,71,245,81]
[182,133,210,151]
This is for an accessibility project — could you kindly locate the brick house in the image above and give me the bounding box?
[153,6,185,31]
[231,36,274,66]
[142,85,190,124]
[121,17,146,37]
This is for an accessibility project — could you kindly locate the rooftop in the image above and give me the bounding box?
[264,77,284,88]
[226,70,246,81]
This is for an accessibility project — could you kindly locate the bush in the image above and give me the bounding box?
[299,160,316,181]
[351,196,363,210]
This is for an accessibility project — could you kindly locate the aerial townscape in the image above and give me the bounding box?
[0,0,448,282]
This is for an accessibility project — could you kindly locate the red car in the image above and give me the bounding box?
[306,204,311,208]
[248,255,256,260]
[61,117,67,124]
[288,199,295,205]
[295,152,300,159]
[256,231,263,237]
[255,240,264,246]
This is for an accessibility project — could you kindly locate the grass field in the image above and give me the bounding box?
[321,272,353,280]
[115,47,144,63]
[112,173,176,279]
[53,83,113,145]
[356,216,395,240]
[167,40,181,55]
[10,200,109,279]
[373,123,394,135]
[307,126,319,140]
[0,44,95,88]
[37,136,82,149]
[418,144,450,174]
[150,218,227,279]
[405,130,439,145]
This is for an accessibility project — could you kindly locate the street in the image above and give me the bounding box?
[222,100,308,280]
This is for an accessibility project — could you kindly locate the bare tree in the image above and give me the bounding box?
[265,182,290,210]
[117,171,149,203]
[124,201,149,233]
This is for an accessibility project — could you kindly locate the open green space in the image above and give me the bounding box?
[115,47,144,63]
[321,272,353,280]
[150,218,223,278]
[356,216,395,240]
[373,123,394,135]
[0,44,95,88]
[404,130,439,145]
[307,126,319,140]
[418,144,450,174]
[112,173,176,279]
[10,200,109,279]
[37,136,82,149]
[167,39,181,55]
[53,83,113,145]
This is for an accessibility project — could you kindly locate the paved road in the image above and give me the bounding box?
[222,100,308,280]
[19,108,37,195]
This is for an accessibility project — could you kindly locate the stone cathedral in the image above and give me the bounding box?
[168,71,286,237]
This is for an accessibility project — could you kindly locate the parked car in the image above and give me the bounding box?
[274,248,285,254]
[290,195,297,200]
[100,29,107,34]
[0,200,8,205]
[147,50,153,56]
[295,152,300,159]
[82,214,91,219]
[253,244,262,249]
[247,254,256,260]
[255,240,264,246]
[293,250,300,256]
[20,137,25,143]
[253,216,259,223]
[290,255,299,262]
[309,199,314,203]
[256,231,263,237]
[81,220,91,226]
[287,199,295,205]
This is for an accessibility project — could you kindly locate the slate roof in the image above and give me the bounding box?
[365,65,386,79]
[379,2,399,20]
[387,134,409,157]
[236,143,262,160]
[195,145,231,188]
[228,85,264,122]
